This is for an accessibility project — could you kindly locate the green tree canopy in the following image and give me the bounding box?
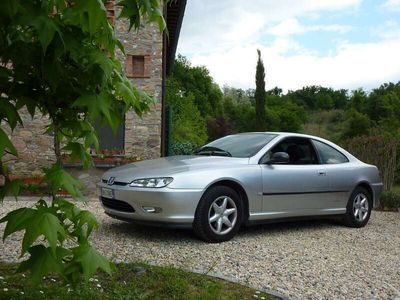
[0,0,165,284]
[170,55,223,117]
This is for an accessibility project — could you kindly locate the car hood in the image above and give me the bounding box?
[102,155,248,183]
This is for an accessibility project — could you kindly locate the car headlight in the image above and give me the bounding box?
[129,177,173,188]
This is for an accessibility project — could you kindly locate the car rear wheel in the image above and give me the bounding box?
[193,185,243,243]
[343,186,372,228]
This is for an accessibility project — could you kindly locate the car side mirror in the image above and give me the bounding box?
[265,152,290,164]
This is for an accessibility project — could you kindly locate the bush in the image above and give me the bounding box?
[171,142,197,155]
[379,191,400,210]
[344,136,398,191]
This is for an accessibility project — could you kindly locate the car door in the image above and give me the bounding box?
[311,139,354,209]
[260,137,331,218]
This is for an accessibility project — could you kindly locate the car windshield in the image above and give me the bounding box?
[194,133,277,158]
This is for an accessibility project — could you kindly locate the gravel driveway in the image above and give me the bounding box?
[1,199,399,300]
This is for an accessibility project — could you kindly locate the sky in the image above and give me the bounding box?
[176,0,400,92]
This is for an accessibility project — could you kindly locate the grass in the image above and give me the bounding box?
[0,261,277,300]
[391,185,400,193]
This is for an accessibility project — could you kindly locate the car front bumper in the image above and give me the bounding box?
[97,182,203,226]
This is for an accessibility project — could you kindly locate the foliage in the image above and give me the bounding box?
[170,55,223,117]
[0,0,165,285]
[170,141,197,155]
[302,109,345,142]
[222,87,306,134]
[169,55,400,185]
[341,109,371,139]
[344,136,398,191]
[166,77,208,148]
[207,116,233,141]
[379,191,400,210]
[223,96,256,132]
[286,86,348,110]
[254,49,266,130]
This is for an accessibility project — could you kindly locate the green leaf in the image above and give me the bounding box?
[72,94,112,124]
[71,242,112,280]
[22,210,65,254]
[65,0,107,35]
[76,210,98,238]
[17,245,63,286]
[118,0,166,32]
[44,165,84,199]
[84,129,99,151]
[0,179,23,201]
[53,197,82,221]
[0,0,20,18]
[0,207,36,241]
[0,100,22,130]
[62,142,92,169]
[30,14,63,53]
[90,49,114,80]
[0,127,17,157]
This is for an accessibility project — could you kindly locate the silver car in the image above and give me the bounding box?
[98,132,383,242]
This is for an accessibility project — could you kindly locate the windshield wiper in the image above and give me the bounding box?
[193,146,232,157]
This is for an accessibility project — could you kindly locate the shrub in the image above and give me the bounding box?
[344,136,398,191]
[171,142,197,155]
[379,191,400,210]
[207,116,233,141]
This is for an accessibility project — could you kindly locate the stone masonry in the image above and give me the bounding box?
[115,4,163,160]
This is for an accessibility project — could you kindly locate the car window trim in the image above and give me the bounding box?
[311,139,350,164]
[258,136,321,165]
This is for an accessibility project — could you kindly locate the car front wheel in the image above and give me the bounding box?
[343,186,372,227]
[193,185,243,243]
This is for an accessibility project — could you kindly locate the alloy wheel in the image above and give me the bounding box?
[353,193,369,222]
[208,196,237,235]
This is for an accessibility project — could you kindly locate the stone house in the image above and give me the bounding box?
[4,1,186,187]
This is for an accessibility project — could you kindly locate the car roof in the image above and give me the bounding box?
[236,131,322,140]
[236,131,359,162]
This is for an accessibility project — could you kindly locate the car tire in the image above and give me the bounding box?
[193,185,243,243]
[343,186,372,228]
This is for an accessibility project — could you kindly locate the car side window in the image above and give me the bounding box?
[266,138,319,165]
[312,140,349,164]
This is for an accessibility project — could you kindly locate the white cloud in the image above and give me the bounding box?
[178,0,361,55]
[190,39,400,92]
[382,0,400,11]
[176,0,400,91]
[267,18,352,36]
[372,20,400,40]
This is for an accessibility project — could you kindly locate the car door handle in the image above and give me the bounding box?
[317,170,326,176]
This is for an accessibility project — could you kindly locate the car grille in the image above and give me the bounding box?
[100,197,135,213]
[102,179,128,186]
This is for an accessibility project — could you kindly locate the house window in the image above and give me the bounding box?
[105,1,115,25]
[125,54,151,78]
[94,105,125,155]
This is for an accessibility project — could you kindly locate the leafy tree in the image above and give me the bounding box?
[0,0,165,284]
[222,94,256,132]
[341,109,371,139]
[349,88,368,113]
[287,86,347,110]
[207,116,233,141]
[170,55,223,117]
[166,78,207,150]
[254,49,266,130]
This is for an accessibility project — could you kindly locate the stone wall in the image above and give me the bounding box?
[2,110,55,178]
[3,6,163,180]
[115,8,163,159]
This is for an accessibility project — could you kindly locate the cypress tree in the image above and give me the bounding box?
[255,49,266,130]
